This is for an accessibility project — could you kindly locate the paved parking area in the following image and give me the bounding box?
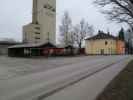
[0,56,102,80]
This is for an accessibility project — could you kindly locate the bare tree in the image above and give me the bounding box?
[94,0,133,26]
[73,19,94,51]
[59,11,73,46]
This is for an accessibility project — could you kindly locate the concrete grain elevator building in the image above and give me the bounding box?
[23,0,56,44]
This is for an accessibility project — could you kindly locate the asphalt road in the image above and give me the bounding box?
[0,56,132,100]
[0,56,102,80]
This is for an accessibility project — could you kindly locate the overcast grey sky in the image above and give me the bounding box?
[0,0,127,41]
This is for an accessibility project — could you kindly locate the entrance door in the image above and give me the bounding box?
[101,49,104,55]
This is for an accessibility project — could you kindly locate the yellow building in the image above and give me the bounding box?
[85,31,125,55]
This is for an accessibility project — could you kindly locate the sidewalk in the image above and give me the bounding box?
[96,60,133,100]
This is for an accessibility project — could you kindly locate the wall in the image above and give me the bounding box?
[85,39,117,55]
[23,24,41,43]
[116,40,125,54]
[37,0,56,44]
[23,0,56,44]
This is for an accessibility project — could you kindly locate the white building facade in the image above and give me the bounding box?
[23,0,56,44]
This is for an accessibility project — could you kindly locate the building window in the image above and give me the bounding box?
[108,48,111,54]
[44,4,52,10]
[44,4,55,12]
[111,48,113,54]
[35,32,40,34]
[35,27,40,30]
[105,41,108,45]
[44,5,48,9]
[35,37,40,40]
[52,8,56,12]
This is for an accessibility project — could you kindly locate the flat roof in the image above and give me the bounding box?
[8,42,56,49]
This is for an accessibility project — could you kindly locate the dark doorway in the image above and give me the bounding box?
[101,49,104,55]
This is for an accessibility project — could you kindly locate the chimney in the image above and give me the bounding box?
[32,0,38,24]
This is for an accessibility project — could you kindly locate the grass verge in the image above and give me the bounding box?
[96,60,133,100]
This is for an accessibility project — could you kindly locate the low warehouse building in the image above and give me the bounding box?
[8,42,56,57]
[8,42,76,57]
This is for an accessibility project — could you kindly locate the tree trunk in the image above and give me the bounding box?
[78,43,82,54]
